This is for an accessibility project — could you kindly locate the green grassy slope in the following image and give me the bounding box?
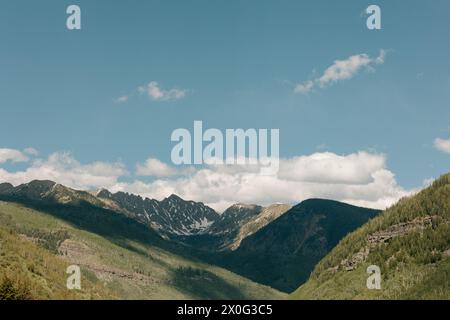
[292,173,450,300]
[0,222,115,299]
[0,201,286,300]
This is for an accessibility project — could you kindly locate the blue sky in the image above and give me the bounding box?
[1,1,449,210]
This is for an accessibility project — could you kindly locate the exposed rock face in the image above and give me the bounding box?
[96,188,113,199]
[339,216,436,271]
[229,204,292,250]
[367,216,434,244]
[207,204,263,236]
[96,191,220,237]
[58,239,160,285]
[173,203,291,251]
[444,249,450,257]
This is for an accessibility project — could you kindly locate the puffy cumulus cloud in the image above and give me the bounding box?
[136,158,195,178]
[0,148,36,164]
[138,81,187,101]
[0,152,127,191]
[295,50,386,94]
[136,158,177,177]
[278,152,385,184]
[434,138,450,154]
[0,150,412,213]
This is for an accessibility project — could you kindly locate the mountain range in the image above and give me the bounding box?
[0,179,376,293]
[96,189,219,238]
[0,180,293,250]
[0,180,284,299]
[0,174,449,300]
[0,181,220,238]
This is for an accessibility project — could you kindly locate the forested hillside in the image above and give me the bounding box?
[292,173,450,299]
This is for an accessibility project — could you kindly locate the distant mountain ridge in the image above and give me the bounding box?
[0,180,291,245]
[95,189,220,237]
[0,180,221,238]
[206,203,263,236]
[178,203,292,251]
[0,180,106,207]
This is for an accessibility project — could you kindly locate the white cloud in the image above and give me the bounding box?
[114,95,129,104]
[114,81,188,104]
[295,50,386,94]
[136,157,195,178]
[136,158,176,177]
[375,49,386,64]
[434,138,450,154]
[121,152,411,212]
[278,152,385,184]
[0,152,127,190]
[138,81,187,101]
[0,148,32,164]
[294,80,314,94]
[0,149,413,213]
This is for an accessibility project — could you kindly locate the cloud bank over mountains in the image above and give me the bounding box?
[0,147,412,212]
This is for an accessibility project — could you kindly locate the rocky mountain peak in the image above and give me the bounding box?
[222,203,262,218]
[93,189,219,237]
[163,194,184,203]
[205,203,263,237]
[96,188,113,199]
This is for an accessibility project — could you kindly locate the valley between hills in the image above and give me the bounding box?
[0,173,449,299]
